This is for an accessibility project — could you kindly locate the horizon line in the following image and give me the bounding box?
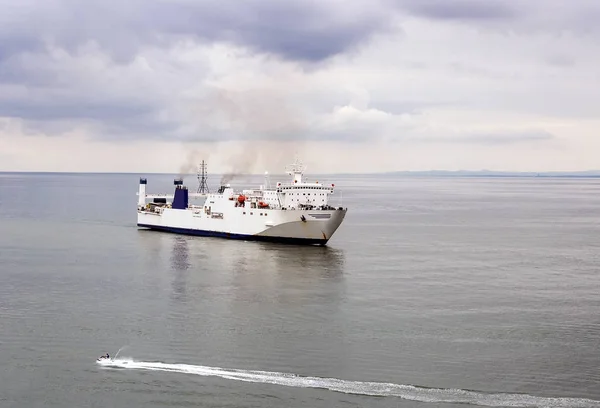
[2,169,600,177]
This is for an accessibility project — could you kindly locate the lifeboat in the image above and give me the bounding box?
[258,201,269,208]
[237,195,246,203]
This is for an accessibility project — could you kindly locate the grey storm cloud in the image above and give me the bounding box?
[2,0,598,66]
[396,0,600,36]
[399,0,515,21]
[0,0,397,63]
[2,0,597,64]
[0,0,597,144]
[0,0,404,142]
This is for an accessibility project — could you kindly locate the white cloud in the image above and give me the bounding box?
[1,0,599,173]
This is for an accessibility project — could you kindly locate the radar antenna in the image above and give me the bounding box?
[197,160,210,193]
[285,156,306,184]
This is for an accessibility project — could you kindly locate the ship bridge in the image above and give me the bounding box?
[270,159,337,210]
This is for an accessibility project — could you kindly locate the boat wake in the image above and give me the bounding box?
[96,358,600,408]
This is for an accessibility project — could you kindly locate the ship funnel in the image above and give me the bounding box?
[172,184,189,209]
[174,178,183,186]
[138,178,147,207]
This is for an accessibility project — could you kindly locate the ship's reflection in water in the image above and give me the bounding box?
[170,236,191,271]
[160,233,346,305]
[169,236,191,302]
[228,241,346,307]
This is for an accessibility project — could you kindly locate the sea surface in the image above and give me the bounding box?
[1,172,599,408]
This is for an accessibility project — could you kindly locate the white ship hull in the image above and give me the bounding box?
[137,206,346,245]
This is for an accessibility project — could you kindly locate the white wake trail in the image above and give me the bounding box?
[97,358,600,408]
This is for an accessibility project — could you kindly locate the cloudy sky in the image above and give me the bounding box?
[1,0,599,173]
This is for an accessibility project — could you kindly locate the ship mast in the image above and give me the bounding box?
[197,160,210,193]
[285,157,306,184]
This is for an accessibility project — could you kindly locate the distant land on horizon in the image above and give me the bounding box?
[383,170,600,178]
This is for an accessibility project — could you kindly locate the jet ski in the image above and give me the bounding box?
[97,353,111,362]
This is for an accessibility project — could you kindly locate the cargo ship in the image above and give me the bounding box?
[136,159,347,245]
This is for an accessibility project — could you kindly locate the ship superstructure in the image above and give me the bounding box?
[136,159,347,245]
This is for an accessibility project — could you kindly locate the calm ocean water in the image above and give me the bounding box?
[1,172,599,408]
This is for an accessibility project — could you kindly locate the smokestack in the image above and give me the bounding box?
[138,178,147,207]
[172,184,189,209]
